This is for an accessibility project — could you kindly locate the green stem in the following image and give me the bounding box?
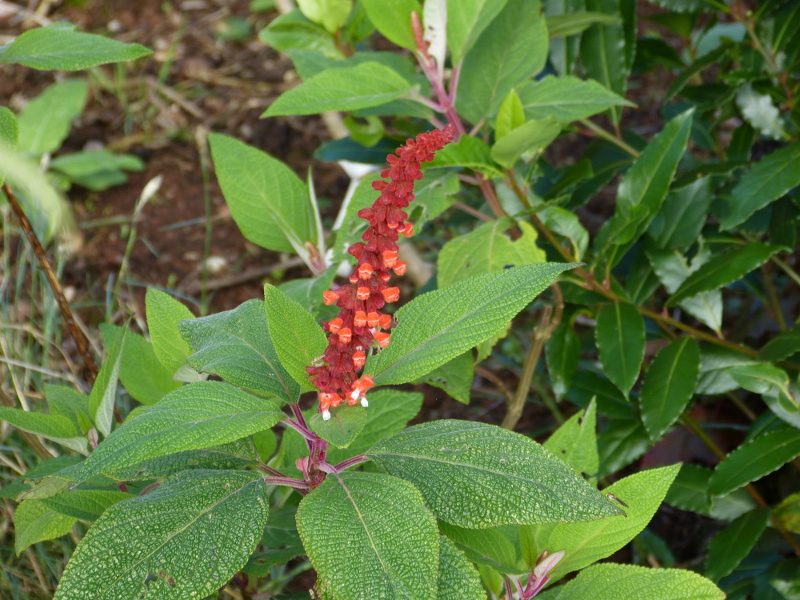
[578,118,640,158]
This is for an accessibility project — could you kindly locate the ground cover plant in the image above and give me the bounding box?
[1,0,799,598]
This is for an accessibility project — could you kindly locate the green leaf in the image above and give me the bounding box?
[696,346,761,395]
[326,389,423,464]
[368,420,623,528]
[437,218,546,288]
[446,0,511,63]
[264,284,327,391]
[367,262,577,385]
[296,471,439,600]
[530,464,680,579]
[89,324,126,437]
[16,79,87,156]
[664,464,756,521]
[597,412,651,478]
[580,0,629,125]
[416,352,474,404]
[309,404,367,448]
[537,205,589,261]
[666,243,778,306]
[360,0,421,49]
[209,133,315,254]
[1,27,151,70]
[437,536,487,600]
[145,288,195,376]
[72,381,283,484]
[455,0,548,124]
[180,299,300,403]
[517,75,634,122]
[721,142,800,230]
[491,116,561,169]
[41,489,131,521]
[0,455,79,501]
[54,470,268,600]
[709,425,800,496]
[0,106,18,152]
[595,302,644,398]
[544,399,599,476]
[594,109,693,261]
[278,264,338,317]
[0,407,86,454]
[297,0,352,33]
[648,177,712,250]
[100,324,180,406]
[264,62,414,117]
[258,10,343,59]
[775,492,800,535]
[495,89,525,141]
[426,134,504,178]
[537,564,724,600]
[705,508,770,582]
[640,337,700,441]
[439,522,523,574]
[545,320,580,400]
[14,499,76,554]
[48,150,143,190]
[546,11,621,36]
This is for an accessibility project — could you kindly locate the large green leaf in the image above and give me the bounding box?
[517,75,633,122]
[446,0,511,63]
[1,27,151,71]
[594,109,693,262]
[180,299,300,403]
[720,141,800,230]
[455,0,548,124]
[360,0,421,49]
[437,536,487,600]
[579,0,629,125]
[14,499,76,554]
[666,243,778,306]
[296,471,439,600]
[437,218,545,288]
[640,337,700,441]
[145,288,195,376]
[16,79,87,156]
[704,508,770,582]
[531,465,679,580]
[595,301,644,398]
[536,564,724,600]
[367,262,576,385]
[368,420,622,528]
[72,381,283,484]
[709,425,800,496]
[54,470,268,600]
[209,133,315,254]
[543,399,598,476]
[264,62,414,117]
[264,284,327,391]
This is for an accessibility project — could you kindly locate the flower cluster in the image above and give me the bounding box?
[307,125,455,420]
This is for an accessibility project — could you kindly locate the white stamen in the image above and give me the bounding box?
[361,398,369,407]
[322,410,331,421]
[350,389,361,402]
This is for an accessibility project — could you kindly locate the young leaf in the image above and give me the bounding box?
[296,471,439,600]
[517,75,634,122]
[259,11,344,60]
[297,0,352,33]
[426,134,504,178]
[544,399,599,476]
[1,27,151,71]
[53,470,268,600]
[709,425,800,496]
[360,0,421,49]
[666,243,778,306]
[640,337,700,441]
[209,133,315,254]
[437,218,546,288]
[537,564,724,600]
[0,407,87,454]
[438,536,487,600]
[180,299,300,403]
[100,324,180,406]
[595,302,645,398]
[367,262,577,385]
[446,0,511,63]
[72,381,284,484]
[455,0,548,124]
[533,464,679,579]
[145,288,195,375]
[309,404,367,448]
[17,79,87,156]
[720,141,800,230]
[88,325,127,437]
[264,62,414,117]
[490,116,561,169]
[545,320,580,400]
[264,284,327,390]
[368,420,623,529]
[704,508,770,582]
[495,89,526,141]
[14,499,76,555]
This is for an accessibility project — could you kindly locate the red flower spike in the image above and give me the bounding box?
[306,126,455,414]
